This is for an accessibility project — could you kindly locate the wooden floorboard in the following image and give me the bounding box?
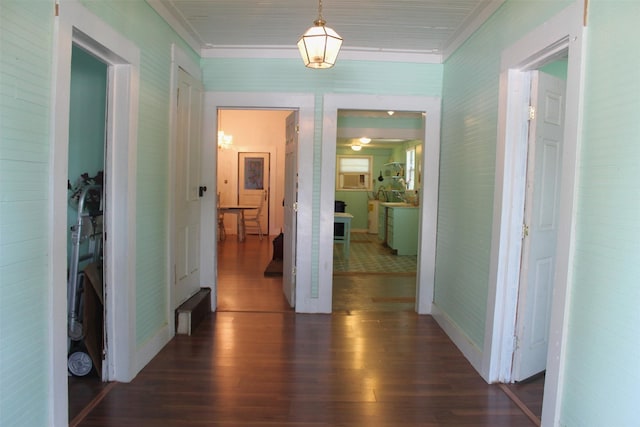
[73,234,541,426]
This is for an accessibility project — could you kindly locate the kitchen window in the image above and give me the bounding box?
[405,148,416,190]
[336,155,372,190]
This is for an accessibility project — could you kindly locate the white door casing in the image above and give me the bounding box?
[483,2,586,425]
[238,152,270,236]
[54,2,141,424]
[174,68,204,307]
[512,71,566,381]
[321,95,442,315]
[283,111,298,307]
[201,93,313,312]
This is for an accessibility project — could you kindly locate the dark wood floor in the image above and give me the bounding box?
[72,234,543,426]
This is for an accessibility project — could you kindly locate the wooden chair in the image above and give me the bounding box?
[243,194,265,240]
[217,193,226,241]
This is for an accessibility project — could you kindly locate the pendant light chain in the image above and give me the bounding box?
[316,0,325,25]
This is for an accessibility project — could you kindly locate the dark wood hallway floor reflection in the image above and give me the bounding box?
[75,234,540,426]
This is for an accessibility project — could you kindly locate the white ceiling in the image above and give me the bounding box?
[149,0,504,60]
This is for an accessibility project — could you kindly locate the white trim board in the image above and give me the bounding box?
[53,1,140,425]
[432,303,484,369]
[482,1,586,426]
[200,92,316,312]
[321,94,442,315]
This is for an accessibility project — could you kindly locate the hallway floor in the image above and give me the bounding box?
[72,233,542,426]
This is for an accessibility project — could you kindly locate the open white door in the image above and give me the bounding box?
[513,71,566,381]
[283,111,298,307]
[173,68,204,307]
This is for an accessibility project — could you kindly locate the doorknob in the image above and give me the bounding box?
[199,186,207,197]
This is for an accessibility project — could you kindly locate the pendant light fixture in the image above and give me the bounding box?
[297,0,343,69]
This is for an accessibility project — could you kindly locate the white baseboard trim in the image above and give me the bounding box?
[431,303,486,382]
[134,323,172,376]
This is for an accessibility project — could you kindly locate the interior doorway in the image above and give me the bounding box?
[66,43,108,418]
[320,95,443,315]
[512,69,567,383]
[54,6,140,423]
[331,109,423,313]
[215,109,293,312]
[485,5,586,425]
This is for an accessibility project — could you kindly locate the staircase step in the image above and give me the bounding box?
[175,288,211,335]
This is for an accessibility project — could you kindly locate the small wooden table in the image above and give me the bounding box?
[334,213,354,258]
[219,205,258,242]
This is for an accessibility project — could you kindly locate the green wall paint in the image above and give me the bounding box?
[67,46,107,259]
[0,1,54,425]
[338,115,423,131]
[559,2,640,425]
[436,0,571,350]
[201,59,443,96]
[540,58,568,79]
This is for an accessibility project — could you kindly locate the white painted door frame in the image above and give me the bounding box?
[53,1,139,425]
[321,95,442,314]
[200,93,315,312]
[482,1,586,426]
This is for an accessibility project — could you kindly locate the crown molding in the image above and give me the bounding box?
[146,0,202,54]
[443,0,505,61]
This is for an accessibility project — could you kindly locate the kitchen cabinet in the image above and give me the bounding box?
[378,203,419,255]
[378,204,387,242]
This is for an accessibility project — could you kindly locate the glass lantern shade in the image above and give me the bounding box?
[297,20,342,69]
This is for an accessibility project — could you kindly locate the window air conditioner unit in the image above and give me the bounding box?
[341,173,367,189]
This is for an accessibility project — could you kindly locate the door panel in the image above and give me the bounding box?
[238,152,269,235]
[513,71,566,381]
[283,111,298,307]
[174,67,203,307]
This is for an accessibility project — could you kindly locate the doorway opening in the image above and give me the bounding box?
[320,95,442,315]
[501,62,568,423]
[53,7,140,423]
[331,109,424,313]
[66,43,108,419]
[484,4,586,426]
[215,109,295,313]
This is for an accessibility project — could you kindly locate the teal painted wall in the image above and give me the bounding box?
[540,58,568,79]
[201,59,443,96]
[67,45,107,259]
[559,1,640,425]
[77,0,200,347]
[435,0,571,350]
[0,1,54,426]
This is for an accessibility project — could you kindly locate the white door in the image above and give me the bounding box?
[238,152,269,235]
[513,71,566,381]
[283,112,298,307]
[174,68,203,306]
